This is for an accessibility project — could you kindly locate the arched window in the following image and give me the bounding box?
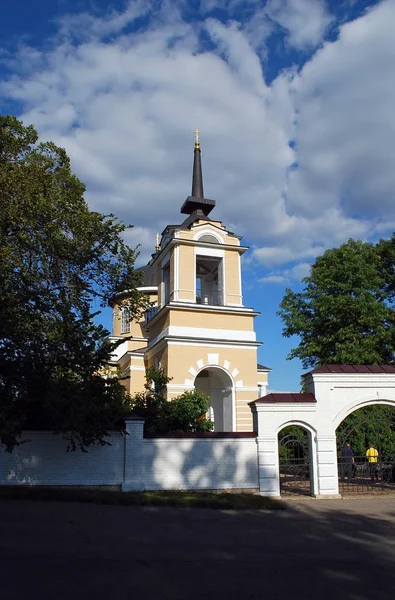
[121,306,131,334]
[198,234,219,244]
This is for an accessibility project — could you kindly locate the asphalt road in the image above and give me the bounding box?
[1,497,394,600]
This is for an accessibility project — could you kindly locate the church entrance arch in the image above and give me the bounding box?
[278,425,312,496]
[336,404,395,495]
[194,367,234,432]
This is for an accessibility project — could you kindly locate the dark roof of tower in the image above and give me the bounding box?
[180,135,216,218]
[135,263,157,287]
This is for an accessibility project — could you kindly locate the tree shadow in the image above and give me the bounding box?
[1,429,395,599]
[138,433,260,492]
[1,495,394,600]
[131,500,395,600]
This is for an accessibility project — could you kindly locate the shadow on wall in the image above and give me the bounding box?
[0,428,262,493]
[0,431,124,486]
[124,426,261,491]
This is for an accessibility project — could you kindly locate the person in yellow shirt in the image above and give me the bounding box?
[366,443,379,481]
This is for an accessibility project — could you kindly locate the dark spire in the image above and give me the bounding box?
[180,129,215,218]
[191,131,204,198]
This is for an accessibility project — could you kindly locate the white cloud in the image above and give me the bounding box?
[56,0,153,40]
[198,0,332,52]
[259,262,312,285]
[205,18,267,97]
[259,274,287,284]
[265,0,333,49]
[1,0,394,279]
[286,0,395,221]
[253,244,320,266]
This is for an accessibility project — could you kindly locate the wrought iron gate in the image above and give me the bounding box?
[279,431,311,496]
[337,407,395,495]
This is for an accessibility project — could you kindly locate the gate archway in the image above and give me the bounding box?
[278,426,312,496]
[336,405,395,495]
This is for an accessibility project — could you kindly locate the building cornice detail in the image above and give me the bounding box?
[145,335,262,357]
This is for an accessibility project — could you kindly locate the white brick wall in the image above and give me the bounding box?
[123,432,259,491]
[0,431,124,486]
[0,424,259,492]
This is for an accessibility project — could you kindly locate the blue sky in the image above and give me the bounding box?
[1,0,393,391]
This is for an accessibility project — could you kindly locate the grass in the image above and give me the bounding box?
[0,486,285,510]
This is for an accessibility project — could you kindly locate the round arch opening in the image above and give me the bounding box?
[194,367,234,432]
[278,425,313,496]
[336,403,395,494]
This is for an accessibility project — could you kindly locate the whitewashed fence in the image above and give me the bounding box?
[2,369,394,497]
[0,419,259,492]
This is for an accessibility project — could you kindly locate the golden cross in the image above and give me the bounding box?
[193,128,201,147]
[155,232,160,251]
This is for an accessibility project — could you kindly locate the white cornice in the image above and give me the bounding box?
[136,286,158,293]
[145,336,261,358]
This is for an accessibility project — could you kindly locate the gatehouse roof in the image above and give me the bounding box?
[251,393,316,404]
[304,364,395,375]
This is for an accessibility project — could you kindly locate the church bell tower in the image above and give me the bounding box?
[111,132,269,431]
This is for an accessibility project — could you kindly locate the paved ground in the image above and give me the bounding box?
[1,497,395,600]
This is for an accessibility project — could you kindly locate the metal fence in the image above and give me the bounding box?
[338,455,395,494]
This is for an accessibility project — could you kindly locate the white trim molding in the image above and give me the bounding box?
[194,228,224,244]
[151,325,256,346]
[195,246,225,258]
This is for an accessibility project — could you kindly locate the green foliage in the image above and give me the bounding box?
[278,426,308,462]
[337,405,395,459]
[278,238,395,369]
[0,115,149,451]
[130,368,172,433]
[162,390,214,433]
[130,368,214,433]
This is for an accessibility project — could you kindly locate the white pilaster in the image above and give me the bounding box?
[315,431,340,498]
[252,404,281,496]
[256,434,280,497]
[122,417,145,492]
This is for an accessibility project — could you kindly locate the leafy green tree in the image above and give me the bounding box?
[278,239,395,369]
[0,115,148,451]
[336,405,395,459]
[278,237,395,454]
[130,368,172,433]
[278,426,308,462]
[162,390,214,433]
[131,368,214,433]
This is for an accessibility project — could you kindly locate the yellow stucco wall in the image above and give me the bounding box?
[224,251,242,305]
[167,307,255,331]
[165,345,257,385]
[165,344,259,430]
[112,292,157,337]
[146,310,171,341]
